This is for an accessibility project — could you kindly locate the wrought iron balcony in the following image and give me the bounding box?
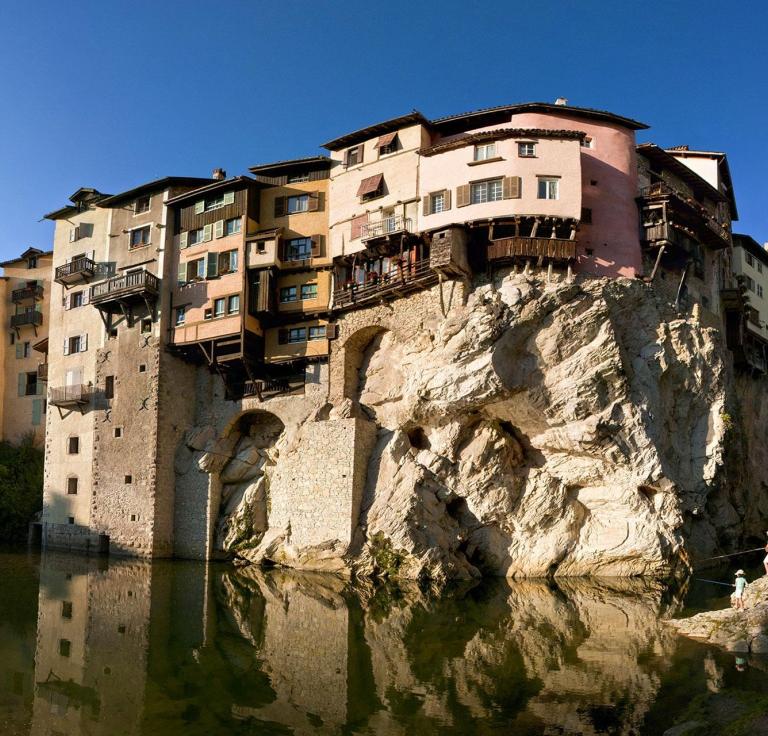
[10,309,43,329]
[361,216,412,242]
[54,257,96,285]
[49,384,92,407]
[11,284,43,303]
[90,270,160,306]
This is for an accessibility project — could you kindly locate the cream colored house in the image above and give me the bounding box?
[0,247,52,446]
[732,234,768,341]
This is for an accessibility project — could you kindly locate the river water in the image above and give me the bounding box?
[1,550,767,736]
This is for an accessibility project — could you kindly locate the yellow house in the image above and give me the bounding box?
[0,247,52,446]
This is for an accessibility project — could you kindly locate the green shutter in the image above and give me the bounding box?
[32,399,42,426]
[178,262,188,285]
[206,253,219,278]
[203,223,213,242]
[214,220,224,238]
[194,200,205,214]
[17,373,25,397]
[15,341,23,359]
[223,191,235,206]
[179,232,188,250]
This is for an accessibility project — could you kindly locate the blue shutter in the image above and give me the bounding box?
[206,253,219,279]
[32,399,42,426]
[17,373,25,397]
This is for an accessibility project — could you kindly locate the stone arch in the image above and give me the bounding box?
[339,325,390,404]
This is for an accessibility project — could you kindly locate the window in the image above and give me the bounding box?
[214,298,226,318]
[188,228,204,246]
[280,286,298,303]
[187,257,205,280]
[59,639,71,657]
[24,372,37,396]
[518,142,536,157]
[67,477,78,495]
[300,283,318,300]
[431,191,445,214]
[129,226,151,249]
[474,143,497,161]
[746,252,755,267]
[581,207,593,224]
[67,516,75,525]
[746,276,755,292]
[538,177,560,199]
[68,436,79,455]
[124,475,132,484]
[377,133,398,156]
[61,601,73,619]
[218,249,238,274]
[141,319,152,334]
[225,217,241,236]
[581,137,594,149]
[287,172,310,183]
[287,194,309,213]
[114,427,122,438]
[9,333,14,346]
[138,364,146,373]
[287,328,307,343]
[227,295,240,314]
[175,306,186,325]
[345,145,362,166]
[21,341,30,358]
[759,284,764,298]
[134,195,151,214]
[28,256,38,269]
[104,375,114,399]
[205,194,225,211]
[759,262,764,274]
[309,325,326,340]
[67,335,84,354]
[109,328,118,339]
[286,237,313,261]
[470,179,503,204]
[70,291,83,309]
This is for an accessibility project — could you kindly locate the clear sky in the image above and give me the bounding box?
[0,0,766,259]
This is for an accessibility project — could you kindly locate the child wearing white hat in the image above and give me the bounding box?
[732,570,747,610]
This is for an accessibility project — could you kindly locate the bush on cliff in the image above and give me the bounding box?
[0,434,43,542]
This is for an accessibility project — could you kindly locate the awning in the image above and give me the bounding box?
[374,131,397,148]
[357,174,383,197]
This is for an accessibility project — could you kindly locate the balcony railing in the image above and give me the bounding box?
[90,270,160,304]
[37,363,48,381]
[11,284,43,303]
[54,257,96,285]
[10,310,43,328]
[487,236,577,262]
[361,216,412,242]
[49,384,92,407]
[243,373,306,400]
[333,257,438,310]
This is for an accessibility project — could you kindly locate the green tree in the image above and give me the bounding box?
[0,433,43,542]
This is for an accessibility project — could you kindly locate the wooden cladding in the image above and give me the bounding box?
[253,168,329,186]
[178,188,247,232]
[254,269,274,314]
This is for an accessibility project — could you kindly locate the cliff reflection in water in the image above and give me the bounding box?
[27,553,684,735]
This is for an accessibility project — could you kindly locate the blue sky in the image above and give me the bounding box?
[0,0,766,259]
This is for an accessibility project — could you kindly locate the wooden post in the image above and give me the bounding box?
[649,244,666,283]
[567,263,574,283]
[547,262,553,283]
[674,261,690,310]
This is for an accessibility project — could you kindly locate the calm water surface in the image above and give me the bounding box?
[1,550,767,736]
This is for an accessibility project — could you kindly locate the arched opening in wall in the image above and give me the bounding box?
[214,409,286,556]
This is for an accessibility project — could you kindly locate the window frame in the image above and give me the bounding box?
[227,294,240,314]
[300,283,318,301]
[286,194,309,214]
[175,306,186,325]
[129,225,151,249]
[308,325,326,341]
[470,178,503,204]
[430,191,445,214]
[213,297,226,318]
[473,142,497,161]
[224,217,242,236]
[286,237,313,261]
[287,327,307,344]
[518,142,536,158]
[188,228,204,247]
[133,195,151,215]
[537,177,560,200]
[279,285,298,303]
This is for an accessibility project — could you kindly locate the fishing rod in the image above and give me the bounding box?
[694,547,765,564]
[694,578,735,587]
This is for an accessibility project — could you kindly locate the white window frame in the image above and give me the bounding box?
[470,179,503,204]
[133,195,151,215]
[175,306,186,325]
[287,194,309,213]
[227,295,240,314]
[213,297,226,318]
[129,225,151,249]
[518,142,536,158]
[224,217,242,236]
[581,137,594,149]
[431,192,445,214]
[537,177,560,200]
[473,143,497,161]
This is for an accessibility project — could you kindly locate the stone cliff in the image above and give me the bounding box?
[179,269,768,580]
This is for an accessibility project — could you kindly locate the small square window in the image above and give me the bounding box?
[518,142,536,157]
[118,625,126,634]
[139,364,146,373]
[59,639,71,657]
[581,208,593,224]
[141,319,152,334]
[109,328,118,339]
[61,601,73,619]
[130,514,136,522]
[67,516,75,525]
[125,475,132,484]
[68,436,79,455]
[280,286,298,303]
[581,137,594,149]
[134,195,151,214]
[66,477,78,495]
[114,427,122,438]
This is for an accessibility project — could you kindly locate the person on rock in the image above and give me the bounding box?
[732,570,747,610]
[763,533,768,575]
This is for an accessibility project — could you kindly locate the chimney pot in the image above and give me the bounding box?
[212,168,226,181]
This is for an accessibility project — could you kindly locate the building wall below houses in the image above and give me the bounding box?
[264,319,330,363]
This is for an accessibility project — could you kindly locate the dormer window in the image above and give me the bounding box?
[27,256,38,269]
[133,195,151,214]
[357,174,384,201]
[375,132,398,156]
[474,143,497,161]
[193,191,235,214]
[344,145,363,167]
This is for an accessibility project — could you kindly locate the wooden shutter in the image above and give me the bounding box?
[422,195,431,216]
[63,338,70,356]
[311,235,323,256]
[179,232,188,249]
[351,213,368,240]
[274,196,286,217]
[203,223,213,242]
[206,253,219,278]
[278,328,288,345]
[194,200,205,214]
[32,398,42,426]
[443,189,452,210]
[503,176,521,199]
[357,145,364,164]
[178,262,188,285]
[81,289,89,306]
[456,184,470,207]
[223,191,235,205]
[17,373,25,397]
[214,220,224,239]
[307,192,323,212]
[80,333,88,352]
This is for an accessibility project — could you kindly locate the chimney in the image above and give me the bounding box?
[554,97,568,106]
[212,168,226,181]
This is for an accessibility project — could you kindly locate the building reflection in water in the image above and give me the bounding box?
[26,551,694,735]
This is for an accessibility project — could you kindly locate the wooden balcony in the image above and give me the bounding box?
[333,257,438,311]
[90,271,160,310]
[487,236,577,263]
[10,309,43,329]
[49,384,92,408]
[243,373,306,400]
[37,363,48,381]
[361,216,412,243]
[55,257,96,285]
[11,284,43,303]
